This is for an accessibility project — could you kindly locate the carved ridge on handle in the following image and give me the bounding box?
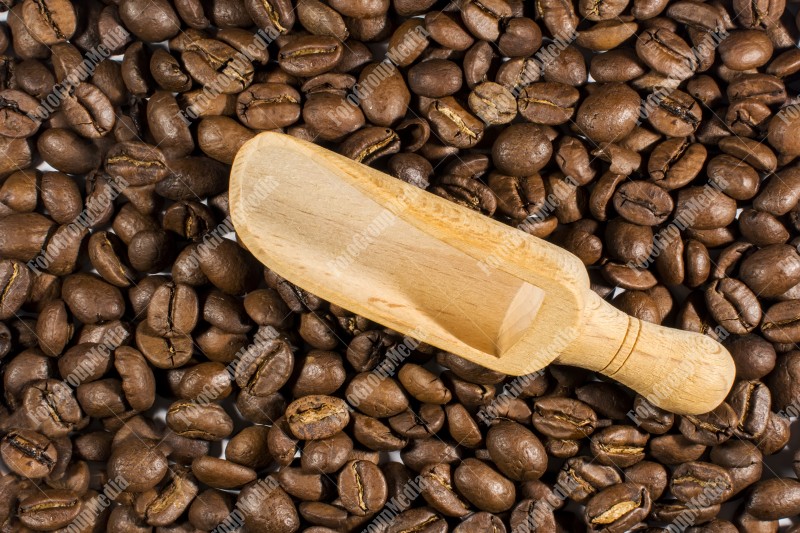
[603,316,642,377]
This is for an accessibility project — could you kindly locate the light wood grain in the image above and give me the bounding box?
[230,132,735,415]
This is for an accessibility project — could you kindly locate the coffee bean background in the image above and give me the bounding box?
[3,0,800,531]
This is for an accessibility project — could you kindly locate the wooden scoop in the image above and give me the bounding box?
[230,132,735,415]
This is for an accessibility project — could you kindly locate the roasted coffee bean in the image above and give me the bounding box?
[517,82,578,126]
[232,337,293,396]
[1,429,57,479]
[584,483,651,532]
[679,402,738,446]
[166,400,234,440]
[647,139,707,190]
[147,282,199,337]
[18,488,82,530]
[486,421,547,481]
[674,186,737,230]
[637,28,696,78]
[105,141,169,187]
[492,123,552,176]
[119,0,180,42]
[419,462,469,517]
[671,462,734,504]
[746,478,800,520]
[460,511,508,532]
[648,89,702,137]
[385,508,447,533]
[575,83,640,143]
[705,278,762,335]
[408,59,462,98]
[739,209,788,246]
[469,81,517,125]
[339,127,401,164]
[183,39,254,94]
[427,96,484,149]
[590,425,648,467]
[286,395,350,440]
[0,89,41,138]
[454,458,516,513]
[533,397,598,439]
[21,0,77,45]
[761,300,800,343]
[625,461,668,500]
[346,373,409,417]
[649,434,707,465]
[339,460,387,516]
[278,35,343,77]
[397,364,451,404]
[108,438,168,492]
[711,440,762,496]
[245,0,294,33]
[613,180,674,225]
[0,260,32,320]
[237,83,301,129]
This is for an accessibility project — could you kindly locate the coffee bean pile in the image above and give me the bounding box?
[2,0,800,531]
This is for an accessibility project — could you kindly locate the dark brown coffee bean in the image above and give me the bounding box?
[625,461,668,500]
[397,364,451,404]
[718,30,773,71]
[679,402,737,446]
[18,488,82,530]
[62,274,125,324]
[105,141,169,187]
[166,400,234,440]
[0,260,32,320]
[491,123,552,176]
[647,139,707,190]
[705,278,762,335]
[339,460,387,516]
[746,478,800,520]
[245,0,294,33]
[761,300,800,343]
[454,458,515,513]
[1,429,57,479]
[469,81,517,125]
[739,209,789,246]
[576,83,640,143]
[147,282,199,337]
[286,395,350,440]
[647,89,703,137]
[278,35,343,77]
[636,28,696,78]
[234,337,294,396]
[427,96,484,149]
[0,89,41,138]
[21,0,77,45]
[119,0,180,42]
[590,425,648,467]
[671,461,734,505]
[108,438,168,492]
[533,397,598,439]
[346,373,409,417]
[386,508,447,533]
[114,346,156,412]
[584,483,651,532]
[518,82,579,126]
[236,83,301,129]
[613,181,674,225]
[674,186,737,230]
[486,421,547,481]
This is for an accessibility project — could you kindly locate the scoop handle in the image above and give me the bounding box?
[556,290,735,415]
